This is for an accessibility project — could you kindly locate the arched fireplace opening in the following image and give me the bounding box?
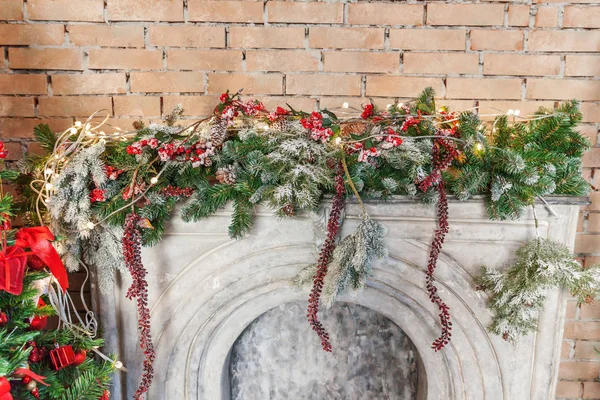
[228,301,424,400]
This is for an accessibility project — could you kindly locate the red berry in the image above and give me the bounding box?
[0,151,7,159]
[72,350,87,366]
[0,377,9,395]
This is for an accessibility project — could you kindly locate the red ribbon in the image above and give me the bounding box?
[15,227,69,292]
[13,368,49,387]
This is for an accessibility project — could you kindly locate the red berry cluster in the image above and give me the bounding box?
[426,182,452,351]
[267,106,290,122]
[159,186,194,198]
[0,142,7,159]
[26,341,47,363]
[105,165,124,181]
[300,112,334,143]
[123,214,156,400]
[361,104,374,119]
[307,162,346,352]
[90,188,106,203]
[418,133,459,193]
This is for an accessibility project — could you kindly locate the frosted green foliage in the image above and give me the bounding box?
[50,142,106,238]
[83,225,127,293]
[477,238,600,342]
[295,218,388,307]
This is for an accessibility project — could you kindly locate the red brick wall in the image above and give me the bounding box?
[0,1,598,397]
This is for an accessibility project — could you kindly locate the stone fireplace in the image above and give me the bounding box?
[95,197,584,400]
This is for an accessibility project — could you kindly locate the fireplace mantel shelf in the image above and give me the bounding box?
[96,198,583,400]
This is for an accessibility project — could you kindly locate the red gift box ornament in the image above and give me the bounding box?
[49,344,75,370]
[0,246,28,295]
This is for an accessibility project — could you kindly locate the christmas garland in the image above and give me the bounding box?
[11,87,598,395]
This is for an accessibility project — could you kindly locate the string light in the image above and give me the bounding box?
[86,221,95,230]
[342,102,349,109]
[475,143,484,151]
[69,127,77,134]
[74,121,82,128]
[386,104,392,109]
[150,177,158,184]
[44,168,53,176]
[45,183,53,190]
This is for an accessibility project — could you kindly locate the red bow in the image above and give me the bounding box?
[15,227,69,292]
[13,368,49,386]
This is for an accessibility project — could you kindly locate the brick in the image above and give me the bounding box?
[167,49,242,71]
[107,0,183,21]
[89,49,163,70]
[347,3,423,26]
[163,95,217,117]
[28,0,103,21]
[390,29,466,51]
[581,103,600,123]
[584,382,600,398]
[69,25,144,47]
[567,300,579,319]
[130,72,205,93]
[484,54,560,76]
[427,4,504,26]
[268,2,342,24]
[564,6,600,28]
[52,74,126,95]
[287,75,361,96]
[310,27,384,49]
[556,381,583,398]
[578,212,586,232]
[229,27,304,49]
[246,50,319,72]
[589,213,600,232]
[584,192,600,211]
[39,96,112,117]
[508,5,530,27]
[529,31,600,52]
[366,76,443,97]
[27,142,44,156]
[581,301,600,319]
[189,0,262,23]
[0,24,63,45]
[574,341,600,361]
[0,142,22,161]
[527,79,600,101]
[249,96,315,113]
[0,0,23,20]
[566,56,600,77]
[404,53,478,75]
[324,52,399,74]
[113,96,160,117]
[148,26,225,48]
[470,30,524,51]
[583,149,600,168]
[559,361,600,380]
[585,256,600,268]
[576,234,600,253]
[318,97,391,111]
[447,79,522,100]
[9,48,83,70]
[0,118,72,138]
[536,0,596,3]
[0,74,47,94]
[562,340,574,359]
[208,73,282,95]
[0,97,35,117]
[534,6,558,28]
[578,125,598,146]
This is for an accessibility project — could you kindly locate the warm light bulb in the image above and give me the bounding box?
[150,177,158,184]
[45,197,52,204]
[386,104,392,109]
[44,168,53,176]
[342,102,349,109]
[475,143,484,151]
[507,109,514,116]
[74,121,82,128]
[45,183,53,190]
[99,131,106,136]
[514,110,520,116]
[334,137,342,145]
[86,221,95,230]
[115,361,123,369]
[69,127,77,134]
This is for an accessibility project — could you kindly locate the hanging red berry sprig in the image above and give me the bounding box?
[419,133,458,351]
[123,214,156,400]
[307,161,346,352]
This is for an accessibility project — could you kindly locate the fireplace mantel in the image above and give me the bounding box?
[95,197,587,400]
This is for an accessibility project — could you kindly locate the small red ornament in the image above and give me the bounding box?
[49,344,75,370]
[0,393,12,400]
[99,389,110,400]
[0,377,10,394]
[30,387,39,400]
[0,151,7,160]
[0,312,7,326]
[27,255,46,271]
[72,350,87,366]
[29,299,48,331]
[21,376,31,385]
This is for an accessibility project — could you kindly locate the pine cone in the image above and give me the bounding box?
[215,165,236,184]
[209,118,228,147]
[281,203,296,217]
